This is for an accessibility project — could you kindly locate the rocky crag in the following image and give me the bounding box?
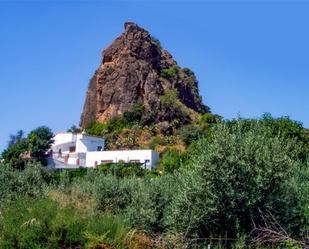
[80,22,209,129]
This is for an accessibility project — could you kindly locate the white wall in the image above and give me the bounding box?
[51,133,104,154]
[76,134,105,152]
[49,133,159,169]
[85,150,158,169]
[53,133,75,145]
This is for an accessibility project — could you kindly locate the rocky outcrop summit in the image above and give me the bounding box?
[80,22,209,128]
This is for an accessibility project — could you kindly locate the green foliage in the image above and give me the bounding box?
[198,113,222,129]
[28,126,54,165]
[0,197,131,249]
[0,162,53,208]
[1,138,29,169]
[108,116,129,133]
[123,103,145,125]
[148,136,165,150]
[67,125,82,133]
[178,124,206,145]
[160,89,179,106]
[99,162,145,177]
[86,105,146,139]
[85,122,109,136]
[7,129,25,148]
[158,150,184,173]
[2,126,53,168]
[182,67,195,77]
[125,174,176,233]
[165,116,309,238]
[1,114,309,248]
[161,67,179,80]
[86,116,127,137]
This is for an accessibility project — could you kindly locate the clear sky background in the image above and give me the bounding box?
[0,0,308,152]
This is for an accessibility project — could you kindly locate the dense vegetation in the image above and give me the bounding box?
[0,115,308,248]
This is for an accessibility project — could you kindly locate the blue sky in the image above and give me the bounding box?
[0,1,308,152]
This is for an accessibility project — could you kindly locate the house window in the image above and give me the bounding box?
[97,146,103,151]
[69,146,76,153]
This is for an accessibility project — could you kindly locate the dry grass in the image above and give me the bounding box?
[48,189,96,214]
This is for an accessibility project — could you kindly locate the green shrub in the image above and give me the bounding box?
[0,162,52,207]
[85,214,131,248]
[1,138,29,170]
[160,89,179,106]
[0,197,132,249]
[158,150,184,173]
[2,126,54,168]
[178,124,206,145]
[165,117,309,238]
[198,113,222,129]
[148,136,165,150]
[0,198,85,248]
[99,162,145,177]
[124,174,176,233]
[85,122,109,136]
[123,103,145,125]
[70,172,140,214]
[86,116,128,137]
[160,67,179,79]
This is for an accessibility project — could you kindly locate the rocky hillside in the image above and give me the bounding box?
[80,22,209,129]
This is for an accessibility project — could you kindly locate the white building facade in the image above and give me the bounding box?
[48,132,159,170]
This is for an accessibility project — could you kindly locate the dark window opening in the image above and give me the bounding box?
[69,146,76,153]
[97,146,103,151]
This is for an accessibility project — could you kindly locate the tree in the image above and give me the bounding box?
[178,124,206,145]
[165,116,308,238]
[2,126,54,169]
[7,130,25,148]
[67,125,82,134]
[1,138,29,170]
[157,150,184,173]
[28,126,54,165]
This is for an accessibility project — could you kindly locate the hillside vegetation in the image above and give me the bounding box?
[1,115,309,248]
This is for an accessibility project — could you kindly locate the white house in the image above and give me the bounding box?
[48,132,159,170]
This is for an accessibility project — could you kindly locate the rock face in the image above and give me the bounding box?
[80,22,209,128]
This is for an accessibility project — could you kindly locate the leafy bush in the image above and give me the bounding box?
[160,89,179,106]
[27,126,54,165]
[198,113,222,129]
[165,117,309,238]
[0,198,85,248]
[148,136,165,150]
[99,162,145,177]
[69,171,140,214]
[2,126,53,168]
[1,138,29,169]
[67,125,82,133]
[0,162,52,207]
[178,124,206,145]
[123,103,145,125]
[85,122,109,136]
[158,150,184,173]
[160,67,179,80]
[124,174,176,233]
[0,197,132,249]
